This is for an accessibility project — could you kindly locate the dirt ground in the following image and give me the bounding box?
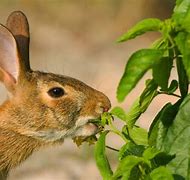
[0,1,176,179]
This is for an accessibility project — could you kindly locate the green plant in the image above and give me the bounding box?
[94,1,190,179]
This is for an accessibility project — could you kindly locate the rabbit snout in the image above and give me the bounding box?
[72,90,111,137]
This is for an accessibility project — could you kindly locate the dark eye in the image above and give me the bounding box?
[47,87,65,98]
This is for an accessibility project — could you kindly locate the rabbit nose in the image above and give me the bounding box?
[96,97,111,114]
[102,106,109,112]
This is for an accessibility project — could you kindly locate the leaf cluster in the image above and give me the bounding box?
[94,0,190,179]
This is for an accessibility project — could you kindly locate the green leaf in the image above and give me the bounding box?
[112,155,145,179]
[125,79,158,127]
[117,49,162,102]
[94,131,113,179]
[125,98,141,127]
[128,126,148,146]
[153,57,173,90]
[161,94,190,178]
[143,147,161,160]
[148,104,164,147]
[175,32,189,97]
[143,147,175,167]
[153,152,175,167]
[139,79,158,111]
[111,106,127,121]
[172,0,190,32]
[148,102,180,149]
[117,18,163,42]
[149,166,174,180]
[100,112,112,126]
[167,80,178,94]
[118,142,145,160]
[128,166,142,180]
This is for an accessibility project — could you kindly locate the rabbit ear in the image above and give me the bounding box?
[0,25,23,91]
[6,11,30,72]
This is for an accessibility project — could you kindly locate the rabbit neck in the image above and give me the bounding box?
[0,127,41,171]
[0,101,42,171]
[0,168,8,180]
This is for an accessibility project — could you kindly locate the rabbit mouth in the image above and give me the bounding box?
[72,122,99,137]
[70,116,101,138]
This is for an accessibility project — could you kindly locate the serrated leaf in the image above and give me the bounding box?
[125,79,158,127]
[128,126,148,146]
[111,106,127,121]
[172,0,190,32]
[148,105,164,147]
[153,152,175,167]
[139,79,158,110]
[117,49,163,102]
[149,166,174,180]
[118,142,145,161]
[148,102,180,149]
[153,57,173,90]
[143,147,161,160]
[117,18,163,42]
[94,131,113,179]
[161,94,190,178]
[112,155,145,179]
[128,166,142,180]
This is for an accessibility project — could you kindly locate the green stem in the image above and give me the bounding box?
[109,121,128,142]
[106,145,119,152]
[138,164,146,179]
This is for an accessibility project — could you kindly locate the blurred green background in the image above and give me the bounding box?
[0,1,175,179]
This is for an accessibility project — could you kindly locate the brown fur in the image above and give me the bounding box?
[0,12,111,179]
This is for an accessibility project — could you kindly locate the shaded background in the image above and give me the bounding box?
[0,0,176,179]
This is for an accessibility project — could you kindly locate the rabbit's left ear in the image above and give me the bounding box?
[0,11,31,92]
[6,11,31,74]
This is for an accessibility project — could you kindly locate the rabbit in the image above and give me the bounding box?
[0,11,111,180]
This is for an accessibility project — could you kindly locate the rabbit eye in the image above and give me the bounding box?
[48,87,65,98]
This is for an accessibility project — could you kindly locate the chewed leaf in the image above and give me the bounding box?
[73,135,97,147]
[117,18,163,42]
[117,49,163,102]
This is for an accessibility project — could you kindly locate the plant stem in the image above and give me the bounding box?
[158,91,181,98]
[106,145,119,152]
[109,120,128,142]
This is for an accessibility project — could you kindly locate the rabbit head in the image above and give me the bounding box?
[0,11,111,144]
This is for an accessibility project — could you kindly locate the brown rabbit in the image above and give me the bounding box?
[0,11,111,180]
